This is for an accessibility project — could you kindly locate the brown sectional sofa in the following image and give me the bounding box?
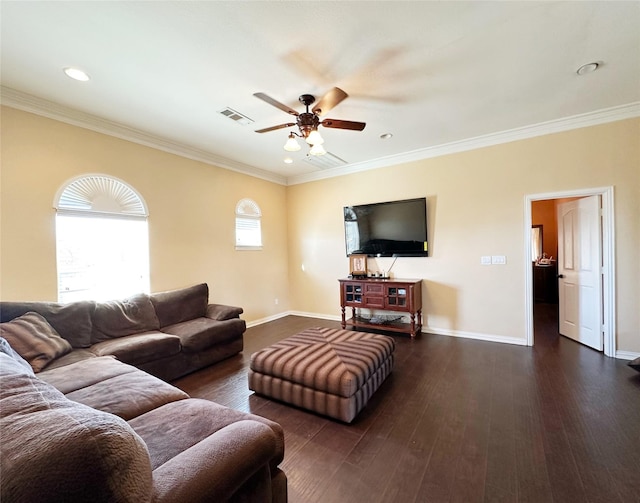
[0,283,288,502]
[0,345,287,502]
[0,283,245,380]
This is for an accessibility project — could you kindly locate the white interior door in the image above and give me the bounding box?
[557,196,603,350]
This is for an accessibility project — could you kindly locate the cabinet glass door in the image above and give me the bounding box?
[345,284,362,303]
[386,285,407,307]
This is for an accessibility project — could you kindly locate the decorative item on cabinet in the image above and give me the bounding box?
[349,254,368,279]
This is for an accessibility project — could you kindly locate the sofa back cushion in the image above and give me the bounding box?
[150,283,209,328]
[0,300,95,348]
[0,312,73,372]
[91,293,160,343]
[0,353,153,503]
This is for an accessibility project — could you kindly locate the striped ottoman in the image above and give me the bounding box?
[248,327,395,423]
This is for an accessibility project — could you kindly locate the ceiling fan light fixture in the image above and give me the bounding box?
[283,132,301,152]
[254,87,364,159]
[306,129,324,145]
[309,143,326,156]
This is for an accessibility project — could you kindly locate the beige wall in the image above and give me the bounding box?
[287,118,640,353]
[0,107,290,322]
[2,107,638,354]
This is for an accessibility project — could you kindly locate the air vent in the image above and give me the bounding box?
[218,107,254,125]
[303,152,348,170]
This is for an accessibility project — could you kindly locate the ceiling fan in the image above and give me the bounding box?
[253,87,366,155]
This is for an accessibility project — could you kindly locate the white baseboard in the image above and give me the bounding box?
[423,326,528,346]
[246,310,342,328]
[247,312,638,359]
[288,310,342,322]
[250,311,528,347]
[615,350,640,361]
[245,312,290,328]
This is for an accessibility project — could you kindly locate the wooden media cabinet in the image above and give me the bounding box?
[339,278,422,337]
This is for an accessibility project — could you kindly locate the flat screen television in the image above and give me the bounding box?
[343,197,428,257]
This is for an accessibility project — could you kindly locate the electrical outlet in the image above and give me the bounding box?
[274,298,279,305]
[491,255,506,265]
[481,256,492,265]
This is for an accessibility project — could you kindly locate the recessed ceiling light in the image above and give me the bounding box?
[284,157,294,164]
[576,62,600,76]
[379,133,393,140]
[63,67,90,81]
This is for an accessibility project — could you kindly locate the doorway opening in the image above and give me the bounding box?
[524,186,615,357]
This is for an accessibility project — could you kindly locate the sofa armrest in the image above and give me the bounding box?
[151,420,277,503]
[206,303,243,321]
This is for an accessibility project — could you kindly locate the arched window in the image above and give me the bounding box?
[54,174,150,302]
[235,198,262,250]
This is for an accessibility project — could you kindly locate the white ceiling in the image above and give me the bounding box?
[2,1,639,185]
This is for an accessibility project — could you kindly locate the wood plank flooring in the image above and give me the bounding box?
[173,305,640,503]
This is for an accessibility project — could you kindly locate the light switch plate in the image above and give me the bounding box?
[481,256,492,265]
[491,255,506,265]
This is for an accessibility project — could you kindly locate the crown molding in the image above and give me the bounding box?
[2,86,637,187]
[286,101,640,185]
[0,86,288,185]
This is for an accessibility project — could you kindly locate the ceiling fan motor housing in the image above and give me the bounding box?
[297,112,320,137]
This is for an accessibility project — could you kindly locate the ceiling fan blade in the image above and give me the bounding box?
[255,123,296,133]
[320,118,366,131]
[312,87,348,116]
[253,93,299,116]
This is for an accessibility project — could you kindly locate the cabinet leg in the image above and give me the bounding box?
[341,306,346,329]
[410,313,416,337]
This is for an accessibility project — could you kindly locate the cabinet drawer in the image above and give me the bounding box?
[365,283,384,294]
[364,296,385,308]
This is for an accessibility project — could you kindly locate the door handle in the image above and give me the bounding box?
[557,274,565,279]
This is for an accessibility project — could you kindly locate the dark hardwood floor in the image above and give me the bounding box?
[173,305,640,503]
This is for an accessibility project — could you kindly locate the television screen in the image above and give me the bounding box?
[343,197,428,257]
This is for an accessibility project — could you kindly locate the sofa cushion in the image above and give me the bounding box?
[150,283,208,328]
[129,398,285,471]
[0,312,73,372]
[89,332,181,365]
[91,293,160,343]
[161,317,245,353]
[39,355,136,394]
[66,371,189,421]
[0,300,95,348]
[148,421,278,503]
[0,353,153,503]
[40,356,188,420]
[40,349,97,372]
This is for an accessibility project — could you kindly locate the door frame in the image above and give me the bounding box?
[524,186,616,357]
